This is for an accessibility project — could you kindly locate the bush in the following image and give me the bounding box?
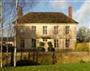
[80,59,86,63]
[29,48,37,52]
[48,42,53,47]
[37,47,45,52]
[37,42,45,52]
[39,42,45,47]
[48,47,55,52]
[47,42,55,52]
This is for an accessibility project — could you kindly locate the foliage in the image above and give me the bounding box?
[39,42,45,47]
[48,42,53,47]
[47,42,55,52]
[29,48,37,52]
[77,27,90,42]
[80,59,86,63]
[37,47,45,52]
[37,42,45,52]
[48,47,55,52]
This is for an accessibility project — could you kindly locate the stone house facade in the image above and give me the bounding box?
[15,6,78,50]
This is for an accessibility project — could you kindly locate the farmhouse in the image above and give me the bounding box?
[16,6,78,51]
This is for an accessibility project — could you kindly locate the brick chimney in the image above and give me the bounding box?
[68,5,72,18]
[17,5,23,18]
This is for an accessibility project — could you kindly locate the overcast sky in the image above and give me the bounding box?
[2,0,90,29]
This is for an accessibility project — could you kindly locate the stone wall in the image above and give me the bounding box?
[1,51,90,66]
[16,23,77,49]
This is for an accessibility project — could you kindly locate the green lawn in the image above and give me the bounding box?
[1,63,90,71]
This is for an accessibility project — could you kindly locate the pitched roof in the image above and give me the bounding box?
[17,12,78,24]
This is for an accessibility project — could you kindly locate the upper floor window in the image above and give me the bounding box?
[65,26,70,34]
[43,26,47,34]
[32,26,36,34]
[54,26,58,34]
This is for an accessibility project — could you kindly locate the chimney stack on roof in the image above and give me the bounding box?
[68,5,72,18]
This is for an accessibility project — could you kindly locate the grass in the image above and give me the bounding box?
[1,63,90,71]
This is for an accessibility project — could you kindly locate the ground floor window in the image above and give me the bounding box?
[54,39,59,48]
[20,39,25,48]
[32,39,36,48]
[65,39,70,48]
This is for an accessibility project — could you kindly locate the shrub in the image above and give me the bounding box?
[37,42,45,52]
[80,59,86,63]
[39,42,45,47]
[48,47,55,52]
[48,42,53,47]
[48,42,55,52]
[37,47,45,52]
[30,48,37,52]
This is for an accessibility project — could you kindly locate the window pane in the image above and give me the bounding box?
[65,26,69,34]
[32,39,36,48]
[32,26,36,34]
[54,26,58,34]
[20,39,25,48]
[43,26,47,34]
[54,39,59,48]
[66,39,70,48]
[54,40,57,48]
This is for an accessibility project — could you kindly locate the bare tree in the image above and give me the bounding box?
[0,0,3,68]
[1,0,39,67]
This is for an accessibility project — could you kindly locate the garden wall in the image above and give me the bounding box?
[1,51,90,66]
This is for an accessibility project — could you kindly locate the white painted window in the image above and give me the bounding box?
[20,39,25,48]
[43,26,47,34]
[65,39,70,48]
[32,26,36,34]
[54,26,58,34]
[31,39,36,48]
[65,26,70,34]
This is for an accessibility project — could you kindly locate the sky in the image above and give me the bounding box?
[24,0,90,28]
[1,0,90,29]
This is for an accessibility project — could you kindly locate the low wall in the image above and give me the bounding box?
[1,51,90,66]
[56,51,90,64]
